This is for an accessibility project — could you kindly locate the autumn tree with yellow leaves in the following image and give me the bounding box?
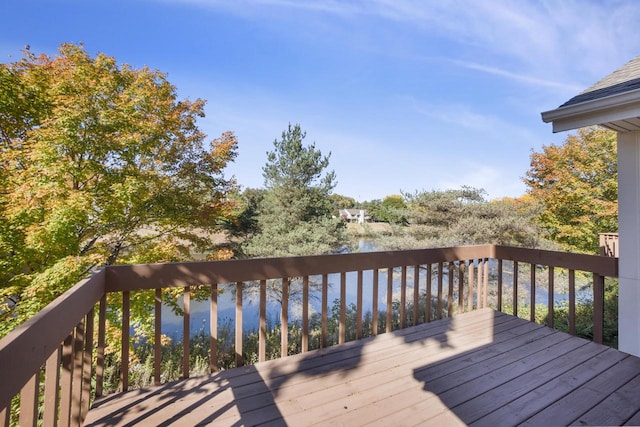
[0,44,238,335]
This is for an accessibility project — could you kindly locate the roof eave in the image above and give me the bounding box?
[541,88,640,133]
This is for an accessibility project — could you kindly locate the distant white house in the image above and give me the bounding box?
[338,208,368,224]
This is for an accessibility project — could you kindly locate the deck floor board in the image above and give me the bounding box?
[84,308,640,426]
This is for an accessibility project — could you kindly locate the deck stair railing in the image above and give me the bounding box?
[0,244,618,426]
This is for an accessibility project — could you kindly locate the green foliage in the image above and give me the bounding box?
[371,195,407,225]
[525,127,617,254]
[241,124,348,257]
[0,43,238,337]
[330,193,357,211]
[369,187,552,250]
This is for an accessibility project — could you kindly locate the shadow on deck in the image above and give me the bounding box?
[84,309,640,426]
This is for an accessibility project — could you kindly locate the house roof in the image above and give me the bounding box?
[542,55,640,132]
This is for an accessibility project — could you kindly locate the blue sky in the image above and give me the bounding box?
[2,1,640,201]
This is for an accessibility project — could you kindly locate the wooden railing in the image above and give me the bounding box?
[599,232,619,257]
[0,245,618,426]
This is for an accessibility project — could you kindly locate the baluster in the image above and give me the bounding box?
[43,346,61,426]
[60,333,74,425]
[530,264,536,323]
[121,291,130,391]
[569,270,576,335]
[303,276,309,352]
[477,259,484,309]
[339,272,346,344]
[426,264,432,322]
[321,274,328,348]
[547,267,555,328]
[154,289,162,385]
[513,262,519,317]
[386,267,393,332]
[236,282,243,367]
[281,278,289,357]
[400,266,407,328]
[356,271,363,339]
[448,261,454,317]
[211,283,219,370]
[593,273,605,344]
[467,261,474,312]
[458,262,465,314]
[497,259,503,312]
[483,258,489,308]
[437,262,443,319]
[413,265,420,326]
[183,287,190,378]
[95,294,106,397]
[372,269,379,336]
[19,372,39,427]
[81,309,94,421]
[258,280,265,362]
[1,405,9,427]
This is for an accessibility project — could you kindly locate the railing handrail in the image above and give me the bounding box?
[492,245,618,277]
[0,269,106,411]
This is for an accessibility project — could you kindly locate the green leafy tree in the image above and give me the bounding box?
[369,194,407,225]
[242,124,347,257]
[373,187,551,250]
[524,127,617,253]
[0,44,238,334]
[330,194,356,212]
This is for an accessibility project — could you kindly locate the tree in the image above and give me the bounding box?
[524,127,617,253]
[330,194,356,211]
[372,194,407,225]
[372,187,551,250]
[241,124,347,257]
[0,44,238,333]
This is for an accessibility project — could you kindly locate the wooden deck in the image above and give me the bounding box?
[84,308,640,426]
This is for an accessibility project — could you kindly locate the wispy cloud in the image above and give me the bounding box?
[449,60,584,93]
[163,0,640,91]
